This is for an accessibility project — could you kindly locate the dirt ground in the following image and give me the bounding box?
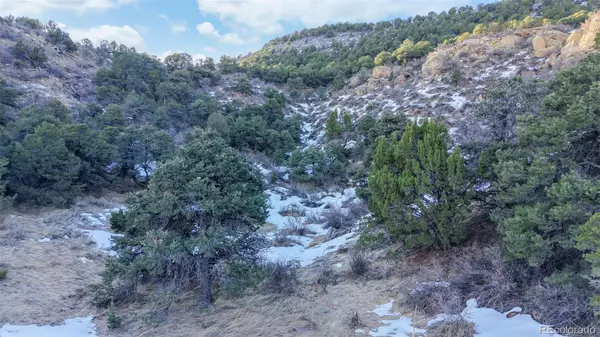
[0,194,124,328]
[0,194,461,337]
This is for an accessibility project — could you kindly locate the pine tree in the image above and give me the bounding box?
[9,122,82,206]
[104,130,268,307]
[368,120,470,250]
[325,110,342,139]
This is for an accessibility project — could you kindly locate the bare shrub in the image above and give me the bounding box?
[428,317,475,337]
[282,217,315,237]
[262,260,299,295]
[321,206,353,230]
[305,210,324,224]
[278,204,306,217]
[349,250,369,277]
[523,283,595,330]
[406,282,462,315]
[347,310,363,329]
[316,263,337,289]
[288,184,308,198]
[347,201,369,219]
[0,222,26,246]
[272,234,299,247]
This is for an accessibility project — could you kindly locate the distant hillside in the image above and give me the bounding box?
[239,0,598,88]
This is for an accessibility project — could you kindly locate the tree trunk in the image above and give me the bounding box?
[198,258,213,309]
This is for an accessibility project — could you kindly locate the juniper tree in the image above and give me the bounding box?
[368,120,470,250]
[490,54,600,277]
[105,130,268,307]
[325,110,342,139]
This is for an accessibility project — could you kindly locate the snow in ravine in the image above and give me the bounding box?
[264,187,359,266]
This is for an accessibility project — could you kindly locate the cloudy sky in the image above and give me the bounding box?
[0,0,493,60]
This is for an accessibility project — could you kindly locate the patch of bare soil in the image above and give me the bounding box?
[0,194,124,329]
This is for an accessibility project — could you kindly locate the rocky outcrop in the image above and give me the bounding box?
[548,12,600,69]
[531,30,569,57]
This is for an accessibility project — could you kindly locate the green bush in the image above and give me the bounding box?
[106,309,123,329]
[368,120,471,250]
[0,269,7,280]
[219,261,269,298]
[11,42,48,68]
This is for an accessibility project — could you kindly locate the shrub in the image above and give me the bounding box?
[219,261,269,298]
[272,233,299,247]
[11,41,47,68]
[282,217,315,237]
[106,309,123,329]
[368,120,470,250]
[316,263,337,289]
[262,260,299,295]
[15,17,42,29]
[348,310,363,329]
[428,317,475,337]
[321,206,353,230]
[357,231,388,249]
[0,269,7,280]
[232,78,253,95]
[349,250,369,277]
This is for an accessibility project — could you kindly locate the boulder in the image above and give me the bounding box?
[496,35,522,49]
[532,30,569,57]
[566,29,583,44]
[532,36,547,57]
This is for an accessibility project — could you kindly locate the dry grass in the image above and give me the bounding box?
[428,317,475,337]
[0,213,104,325]
[0,194,124,330]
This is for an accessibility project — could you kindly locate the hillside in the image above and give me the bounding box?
[2,2,600,337]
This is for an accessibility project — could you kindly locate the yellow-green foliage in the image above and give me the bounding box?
[557,10,590,25]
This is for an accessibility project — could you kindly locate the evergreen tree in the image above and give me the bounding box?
[368,120,470,250]
[325,110,342,139]
[491,54,600,273]
[0,158,12,213]
[104,130,267,307]
[9,122,82,206]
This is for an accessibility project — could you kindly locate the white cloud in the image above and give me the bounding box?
[196,21,253,45]
[196,0,473,36]
[0,0,135,16]
[158,14,189,34]
[66,25,145,50]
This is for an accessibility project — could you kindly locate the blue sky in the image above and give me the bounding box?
[0,0,493,61]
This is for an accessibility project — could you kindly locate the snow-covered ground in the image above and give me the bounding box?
[359,298,566,337]
[264,187,360,266]
[0,317,97,337]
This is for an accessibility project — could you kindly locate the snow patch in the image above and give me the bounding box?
[0,316,97,337]
[461,299,566,336]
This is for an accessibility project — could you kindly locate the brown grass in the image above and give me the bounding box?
[0,194,124,331]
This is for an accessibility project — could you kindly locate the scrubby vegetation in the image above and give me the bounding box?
[238,0,597,88]
[2,0,600,333]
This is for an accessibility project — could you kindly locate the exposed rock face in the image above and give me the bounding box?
[531,30,569,57]
[548,12,600,69]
